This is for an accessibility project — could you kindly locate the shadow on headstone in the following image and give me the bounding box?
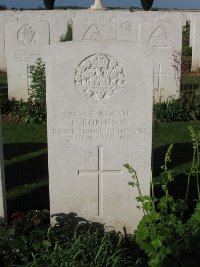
[52,212,105,233]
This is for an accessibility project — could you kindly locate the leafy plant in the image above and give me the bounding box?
[0,210,145,266]
[182,46,192,57]
[182,22,190,47]
[28,58,47,123]
[60,23,72,42]
[124,127,200,267]
[153,99,190,122]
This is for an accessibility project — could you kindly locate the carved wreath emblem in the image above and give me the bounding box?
[17,24,38,47]
[74,54,126,104]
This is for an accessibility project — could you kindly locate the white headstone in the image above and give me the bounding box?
[140,17,182,102]
[73,10,116,41]
[192,18,200,72]
[91,0,105,10]
[5,20,50,100]
[187,12,200,48]
[0,14,17,71]
[0,114,6,222]
[46,40,153,232]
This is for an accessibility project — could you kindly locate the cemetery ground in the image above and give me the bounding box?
[1,117,200,266]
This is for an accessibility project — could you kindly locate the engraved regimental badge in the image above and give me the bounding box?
[17,24,38,47]
[75,54,126,104]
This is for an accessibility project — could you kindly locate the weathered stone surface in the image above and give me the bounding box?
[46,40,153,232]
[0,114,6,222]
[5,20,50,100]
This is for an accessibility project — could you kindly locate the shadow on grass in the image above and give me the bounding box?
[50,212,147,266]
[7,185,49,219]
[153,142,198,218]
[153,142,193,177]
[5,152,48,189]
[3,142,47,160]
[3,142,49,217]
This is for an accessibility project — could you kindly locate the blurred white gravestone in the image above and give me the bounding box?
[0,114,6,222]
[46,40,153,232]
[91,0,105,10]
[5,20,50,100]
[0,14,17,71]
[192,18,200,72]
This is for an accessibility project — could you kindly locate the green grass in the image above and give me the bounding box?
[2,121,200,218]
[2,122,48,216]
[182,73,200,84]
[0,72,8,101]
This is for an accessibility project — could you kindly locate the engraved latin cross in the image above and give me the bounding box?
[78,146,122,216]
[153,64,168,103]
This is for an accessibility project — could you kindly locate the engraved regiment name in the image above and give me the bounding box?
[74,54,126,104]
[52,110,150,143]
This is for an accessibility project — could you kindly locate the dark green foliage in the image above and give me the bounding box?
[140,0,154,10]
[0,210,146,267]
[28,58,46,106]
[182,46,192,57]
[60,23,72,42]
[182,22,190,47]
[153,100,191,122]
[28,58,47,123]
[0,5,7,10]
[43,0,55,10]
[124,127,200,267]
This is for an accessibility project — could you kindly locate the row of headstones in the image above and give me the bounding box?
[0,9,198,102]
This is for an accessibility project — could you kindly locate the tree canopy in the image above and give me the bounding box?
[43,0,55,10]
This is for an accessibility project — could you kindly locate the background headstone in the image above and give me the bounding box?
[191,17,200,71]
[46,40,153,232]
[140,16,182,102]
[73,10,117,41]
[5,20,50,100]
[0,13,17,71]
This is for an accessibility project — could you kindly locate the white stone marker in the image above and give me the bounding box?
[0,114,6,222]
[46,40,153,232]
[140,17,182,103]
[192,18,200,72]
[73,10,116,41]
[5,20,50,100]
[91,0,105,10]
[0,14,17,71]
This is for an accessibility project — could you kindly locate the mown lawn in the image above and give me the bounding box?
[2,121,200,218]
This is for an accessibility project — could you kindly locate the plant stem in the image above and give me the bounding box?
[185,145,196,202]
